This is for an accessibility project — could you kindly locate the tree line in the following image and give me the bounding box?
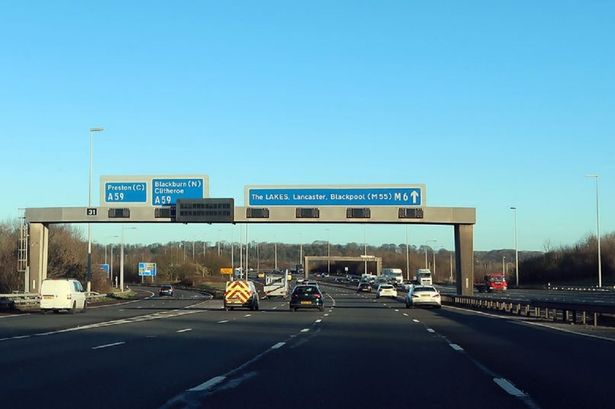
[0,219,612,292]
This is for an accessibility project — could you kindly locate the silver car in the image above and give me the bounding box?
[405,285,441,308]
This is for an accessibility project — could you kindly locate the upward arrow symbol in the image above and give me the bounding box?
[410,191,419,204]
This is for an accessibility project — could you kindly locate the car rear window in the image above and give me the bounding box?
[293,286,320,295]
[161,285,171,289]
[413,287,436,293]
[380,285,393,289]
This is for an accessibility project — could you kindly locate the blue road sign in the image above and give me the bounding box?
[152,178,205,206]
[247,187,423,206]
[98,264,110,277]
[138,262,157,277]
[104,182,147,203]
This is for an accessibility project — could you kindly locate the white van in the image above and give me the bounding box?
[40,279,87,313]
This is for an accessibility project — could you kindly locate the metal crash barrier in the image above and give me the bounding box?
[442,295,615,327]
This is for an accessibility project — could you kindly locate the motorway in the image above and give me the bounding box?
[1,284,615,409]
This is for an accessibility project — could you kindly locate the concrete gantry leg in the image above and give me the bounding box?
[454,224,474,296]
[28,223,49,294]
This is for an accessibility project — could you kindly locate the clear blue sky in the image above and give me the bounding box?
[1,1,614,251]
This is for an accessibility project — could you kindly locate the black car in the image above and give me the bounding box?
[290,285,324,312]
[159,284,174,297]
[357,282,372,292]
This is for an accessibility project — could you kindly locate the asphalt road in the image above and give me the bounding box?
[1,284,614,409]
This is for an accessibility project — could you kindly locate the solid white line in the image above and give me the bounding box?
[12,335,31,340]
[92,341,125,350]
[449,343,464,351]
[525,321,615,343]
[188,376,226,392]
[271,342,286,350]
[315,319,322,323]
[493,378,527,397]
[448,304,615,344]
[217,320,229,324]
[427,328,435,333]
[300,328,310,333]
[0,313,30,319]
[413,319,420,323]
[177,328,192,333]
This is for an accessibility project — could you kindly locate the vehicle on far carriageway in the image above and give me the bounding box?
[475,273,507,293]
[40,278,87,314]
[159,284,174,297]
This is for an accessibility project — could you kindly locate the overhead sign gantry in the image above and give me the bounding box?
[23,181,476,297]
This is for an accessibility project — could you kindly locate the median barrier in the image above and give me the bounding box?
[442,294,615,327]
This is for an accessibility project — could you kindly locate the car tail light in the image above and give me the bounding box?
[314,294,321,299]
[432,293,440,297]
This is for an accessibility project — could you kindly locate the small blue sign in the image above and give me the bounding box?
[248,187,422,206]
[98,264,110,277]
[105,182,147,203]
[138,262,157,277]
[152,178,205,206]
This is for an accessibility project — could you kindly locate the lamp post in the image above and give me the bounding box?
[120,226,136,292]
[425,240,437,269]
[449,251,454,283]
[363,225,368,275]
[87,127,104,293]
[326,229,331,274]
[108,235,119,287]
[510,207,519,287]
[586,174,602,287]
[274,242,278,271]
[405,225,410,281]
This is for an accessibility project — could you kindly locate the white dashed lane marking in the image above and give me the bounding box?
[493,378,527,397]
[92,341,125,350]
[188,376,226,392]
[271,342,286,350]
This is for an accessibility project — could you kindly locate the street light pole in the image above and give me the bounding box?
[405,225,410,281]
[87,127,104,293]
[426,240,437,270]
[363,225,368,275]
[586,175,602,287]
[120,226,136,292]
[510,207,519,287]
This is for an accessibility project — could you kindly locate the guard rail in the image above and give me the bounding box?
[442,294,615,327]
